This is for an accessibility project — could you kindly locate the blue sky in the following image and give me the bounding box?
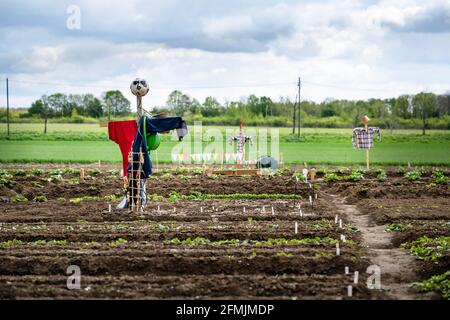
[1,0,450,109]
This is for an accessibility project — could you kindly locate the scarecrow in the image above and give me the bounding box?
[352,115,381,170]
[108,78,188,211]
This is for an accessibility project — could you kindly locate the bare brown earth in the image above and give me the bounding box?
[0,165,448,299]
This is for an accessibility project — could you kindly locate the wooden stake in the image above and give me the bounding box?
[363,117,370,170]
[80,168,85,180]
[310,168,316,182]
[295,222,298,234]
[365,149,370,171]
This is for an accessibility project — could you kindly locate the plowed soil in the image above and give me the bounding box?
[0,165,448,300]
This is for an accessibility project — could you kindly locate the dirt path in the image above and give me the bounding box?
[327,193,427,300]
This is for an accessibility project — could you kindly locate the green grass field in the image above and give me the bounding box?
[1,123,448,135]
[0,123,449,165]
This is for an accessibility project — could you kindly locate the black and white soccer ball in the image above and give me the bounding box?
[130,78,149,97]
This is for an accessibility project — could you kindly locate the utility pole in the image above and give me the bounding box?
[297,77,301,137]
[6,78,10,136]
[292,95,297,134]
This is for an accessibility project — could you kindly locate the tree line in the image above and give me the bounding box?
[154,90,450,133]
[10,89,450,133]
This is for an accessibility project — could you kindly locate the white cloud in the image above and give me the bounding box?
[0,0,449,109]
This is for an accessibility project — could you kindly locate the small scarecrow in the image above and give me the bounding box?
[352,115,381,170]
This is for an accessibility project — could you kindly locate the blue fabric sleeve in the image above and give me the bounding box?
[129,116,187,178]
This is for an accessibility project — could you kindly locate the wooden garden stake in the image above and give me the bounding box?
[336,243,340,256]
[339,219,343,229]
[80,168,85,180]
[108,204,111,213]
[310,168,316,182]
[295,222,298,234]
[362,115,370,170]
[335,215,338,224]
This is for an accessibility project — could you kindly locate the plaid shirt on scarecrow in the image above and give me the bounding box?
[352,127,381,149]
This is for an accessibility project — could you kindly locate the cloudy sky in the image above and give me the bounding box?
[1,0,450,110]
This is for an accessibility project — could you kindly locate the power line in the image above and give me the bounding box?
[1,77,396,92]
[302,80,386,92]
[2,78,296,90]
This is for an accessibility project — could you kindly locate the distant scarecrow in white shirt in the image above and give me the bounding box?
[352,115,381,170]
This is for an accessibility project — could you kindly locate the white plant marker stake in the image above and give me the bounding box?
[309,195,312,204]
[336,243,340,256]
[335,215,338,224]
[200,207,203,213]
[308,183,312,189]
[315,193,318,200]
[157,205,160,212]
[271,207,275,215]
[302,168,308,183]
[353,271,359,284]
[243,207,246,213]
[108,204,111,213]
[345,266,349,274]
[295,222,298,234]
[339,219,343,229]
[347,285,353,297]
[173,207,176,213]
[300,209,303,217]
[340,234,346,243]
[262,206,265,212]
